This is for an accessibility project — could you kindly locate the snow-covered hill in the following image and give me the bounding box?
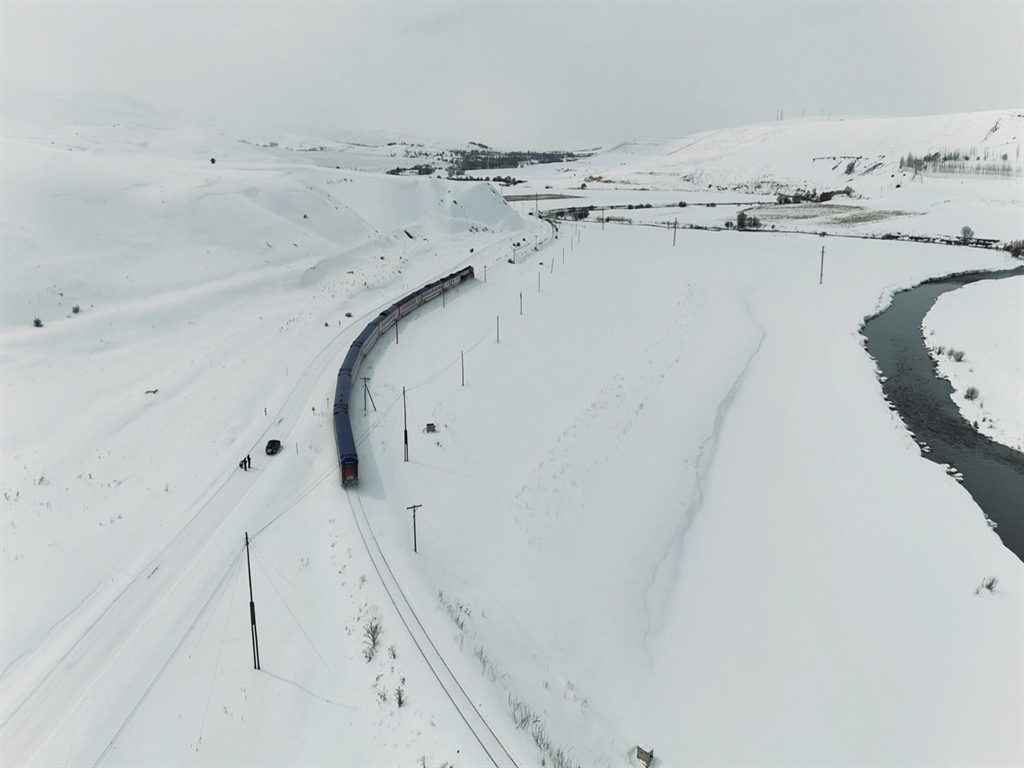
[581,110,1024,193]
[2,96,1021,767]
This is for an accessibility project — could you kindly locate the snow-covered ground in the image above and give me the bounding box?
[923,276,1024,452]
[2,98,1022,767]
[480,109,1024,245]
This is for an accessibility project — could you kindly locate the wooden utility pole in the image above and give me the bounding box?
[484,265,487,283]
[673,218,678,247]
[550,257,554,274]
[819,246,825,285]
[403,387,409,462]
[245,532,261,670]
[407,505,422,553]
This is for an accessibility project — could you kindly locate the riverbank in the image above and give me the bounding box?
[924,275,1024,452]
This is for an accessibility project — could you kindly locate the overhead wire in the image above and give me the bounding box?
[93,547,245,767]
[251,547,332,674]
[196,554,243,750]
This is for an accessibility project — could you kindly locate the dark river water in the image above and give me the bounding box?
[862,267,1024,561]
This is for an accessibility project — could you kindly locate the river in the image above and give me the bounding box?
[862,266,1024,560]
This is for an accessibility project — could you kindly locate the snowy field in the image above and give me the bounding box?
[924,276,1024,452]
[2,100,1022,767]
[484,109,1024,245]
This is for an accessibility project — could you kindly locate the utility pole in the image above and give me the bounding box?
[819,246,825,285]
[484,265,487,283]
[407,505,422,553]
[245,532,261,671]
[550,256,554,274]
[602,209,605,230]
[461,351,465,387]
[403,387,409,462]
[520,291,523,315]
[395,317,399,344]
[361,377,376,414]
[673,218,678,247]
[562,247,565,263]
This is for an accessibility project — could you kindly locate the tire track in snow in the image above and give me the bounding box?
[642,297,766,650]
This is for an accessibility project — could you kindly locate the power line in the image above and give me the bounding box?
[92,548,245,767]
[251,547,332,673]
[196,556,243,750]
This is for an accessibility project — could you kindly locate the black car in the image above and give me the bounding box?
[265,439,282,455]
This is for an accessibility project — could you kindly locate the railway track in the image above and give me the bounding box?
[0,218,549,766]
[347,490,518,768]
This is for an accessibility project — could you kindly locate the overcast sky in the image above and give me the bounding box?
[3,1,1022,147]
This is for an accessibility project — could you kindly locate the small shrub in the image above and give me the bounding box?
[72,305,80,314]
[975,576,998,594]
[509,695,537,729]
[724,220,734,229]
[935,345,946,355]
[388,643,397,659]
[845,160,857,175]
[960,225,974,242]
[1003,240,1024,259]
[952,350,965,362]
[964,386,979,401]
[395,684,405,707]
[363,616,382,662]
[33,318,42,328]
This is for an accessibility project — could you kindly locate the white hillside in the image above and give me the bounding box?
[1,96,1021,768]
[578,110,1023,194]
[0,98,534,768]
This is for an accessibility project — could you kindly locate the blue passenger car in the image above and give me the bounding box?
[333,265,474,486]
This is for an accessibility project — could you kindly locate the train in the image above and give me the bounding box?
[332,265,475,486]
